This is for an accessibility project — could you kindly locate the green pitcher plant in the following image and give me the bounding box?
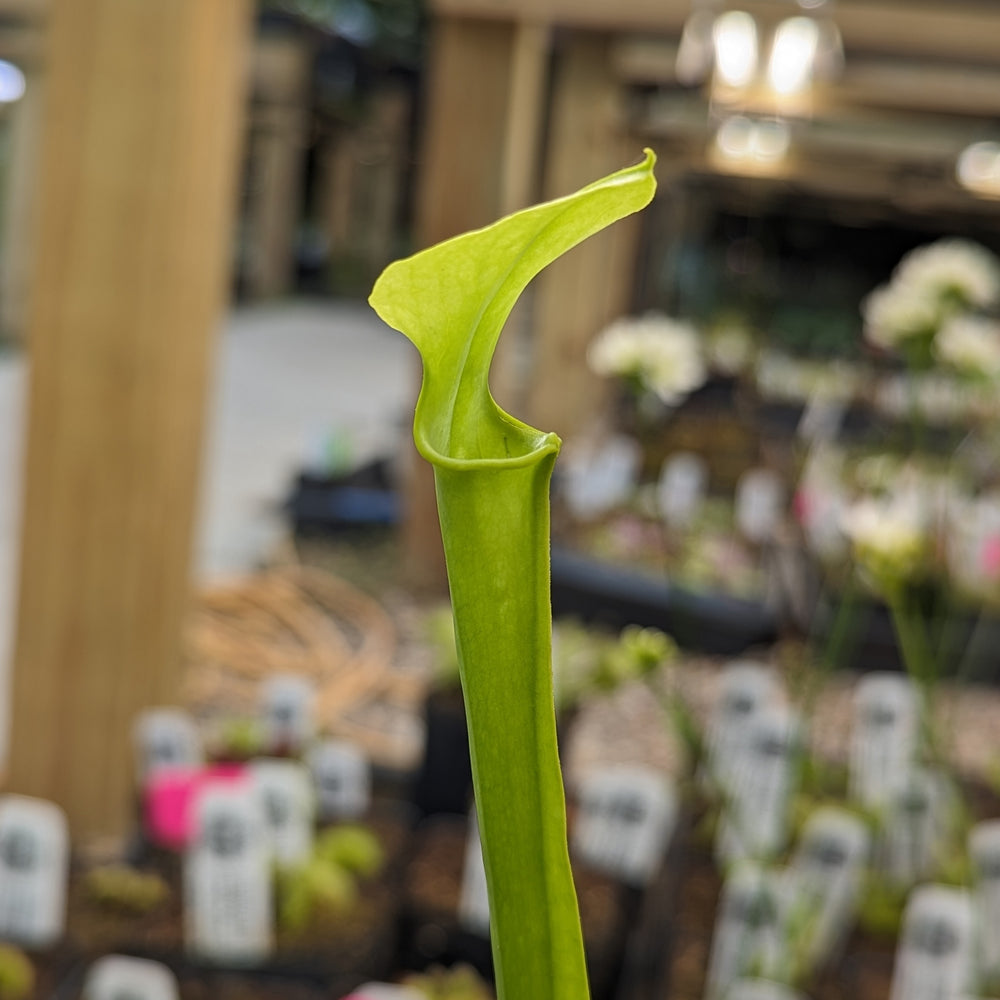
[369,150,657,999]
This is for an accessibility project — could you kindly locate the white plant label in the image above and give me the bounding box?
[251,758,314,867]
[717,705,799,864]
[260,674,315,753]
[133,708,202,785]
[185,780,273,964]
[969,820,1000,979]
[727,980,810,1000]
[307,739,371,822]
[83,955,180,1000]
[785,807,870,969]
[706,660,779,795]
[572,765,677,886]
[346,986,424,1000]
[889,885,975,1000]
[0,795,68,947]
[736,468,784,544]
[705,862,788,1000]
[458,811,490,936]
[560,434,641,520]
[656,452,707,530]
[849,672,917,809]
[881,767,946,886]
[797,394,846,444]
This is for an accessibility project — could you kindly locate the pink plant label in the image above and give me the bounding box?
[144,763,248,850]
[981,536,1000,578]
[343,987,422,1000]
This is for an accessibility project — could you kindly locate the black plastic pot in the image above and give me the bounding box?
[812,589,1000,682]
[410,688,473,820]
[286,459,400,533]
[550,547,778,655]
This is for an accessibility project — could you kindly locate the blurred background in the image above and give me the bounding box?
[1,0,1000,997]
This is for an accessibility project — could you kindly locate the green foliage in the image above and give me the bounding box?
[369,150,657,1000]
[279,856,358,933]
[593,624,677,691]
[83,865,170,915]
[402,963,494,1000]
[857,873,909,939]
[278,823,384,932]
[423,603,462,691]
[0,946,32,1000]
[315,824,384,878]
[213,717,265,761]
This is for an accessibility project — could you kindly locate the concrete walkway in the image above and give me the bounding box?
[0,298,416,760]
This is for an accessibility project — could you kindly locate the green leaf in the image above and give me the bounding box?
[369,150,656,1000]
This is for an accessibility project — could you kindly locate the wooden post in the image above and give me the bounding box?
[7,0,251,838]
[401,16,515,591]
[0,44,43,343]
[244,30,312,299]
[490,20,551,416]
[528,32,644,440]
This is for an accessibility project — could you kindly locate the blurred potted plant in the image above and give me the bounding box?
[274,823,398,980]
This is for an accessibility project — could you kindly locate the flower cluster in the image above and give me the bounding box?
[755,349,868,405]
[792,446,1000,602]
[839,490,933,595]
[861,239,1000,370]
[933,314,1000,381]
[588,313,706,406]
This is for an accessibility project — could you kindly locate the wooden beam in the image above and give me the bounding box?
[0,65,42,341]
[0,0,47,19]
[8,0,251,839]
[243,32,313,299]
[430,0,689,33]
[490,21,552,418]
[500,21,550,215]
[430,0,1000,66]
[414,18,514,245]
[838,61,1000,118]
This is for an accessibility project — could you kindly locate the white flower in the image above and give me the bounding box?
[894,238,1000,310]
[874,373,978,425]
[934,314,1000,380]
[861,281,941,350]
[840,491,931,588]
[588,314,706,405]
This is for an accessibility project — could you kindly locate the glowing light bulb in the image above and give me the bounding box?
[957,142,1000,195]
[715,116,755,159]
[768,17,820,96]
[713,117,790,172]
[751,119,791,162]
[713,11,759,89]
[676,9,717,86]
[0,61,25,103]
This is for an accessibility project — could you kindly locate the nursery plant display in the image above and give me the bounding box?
[0,945,33,1000]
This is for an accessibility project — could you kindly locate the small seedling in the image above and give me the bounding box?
[84,864,170,915]
[0,945,33,1000]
